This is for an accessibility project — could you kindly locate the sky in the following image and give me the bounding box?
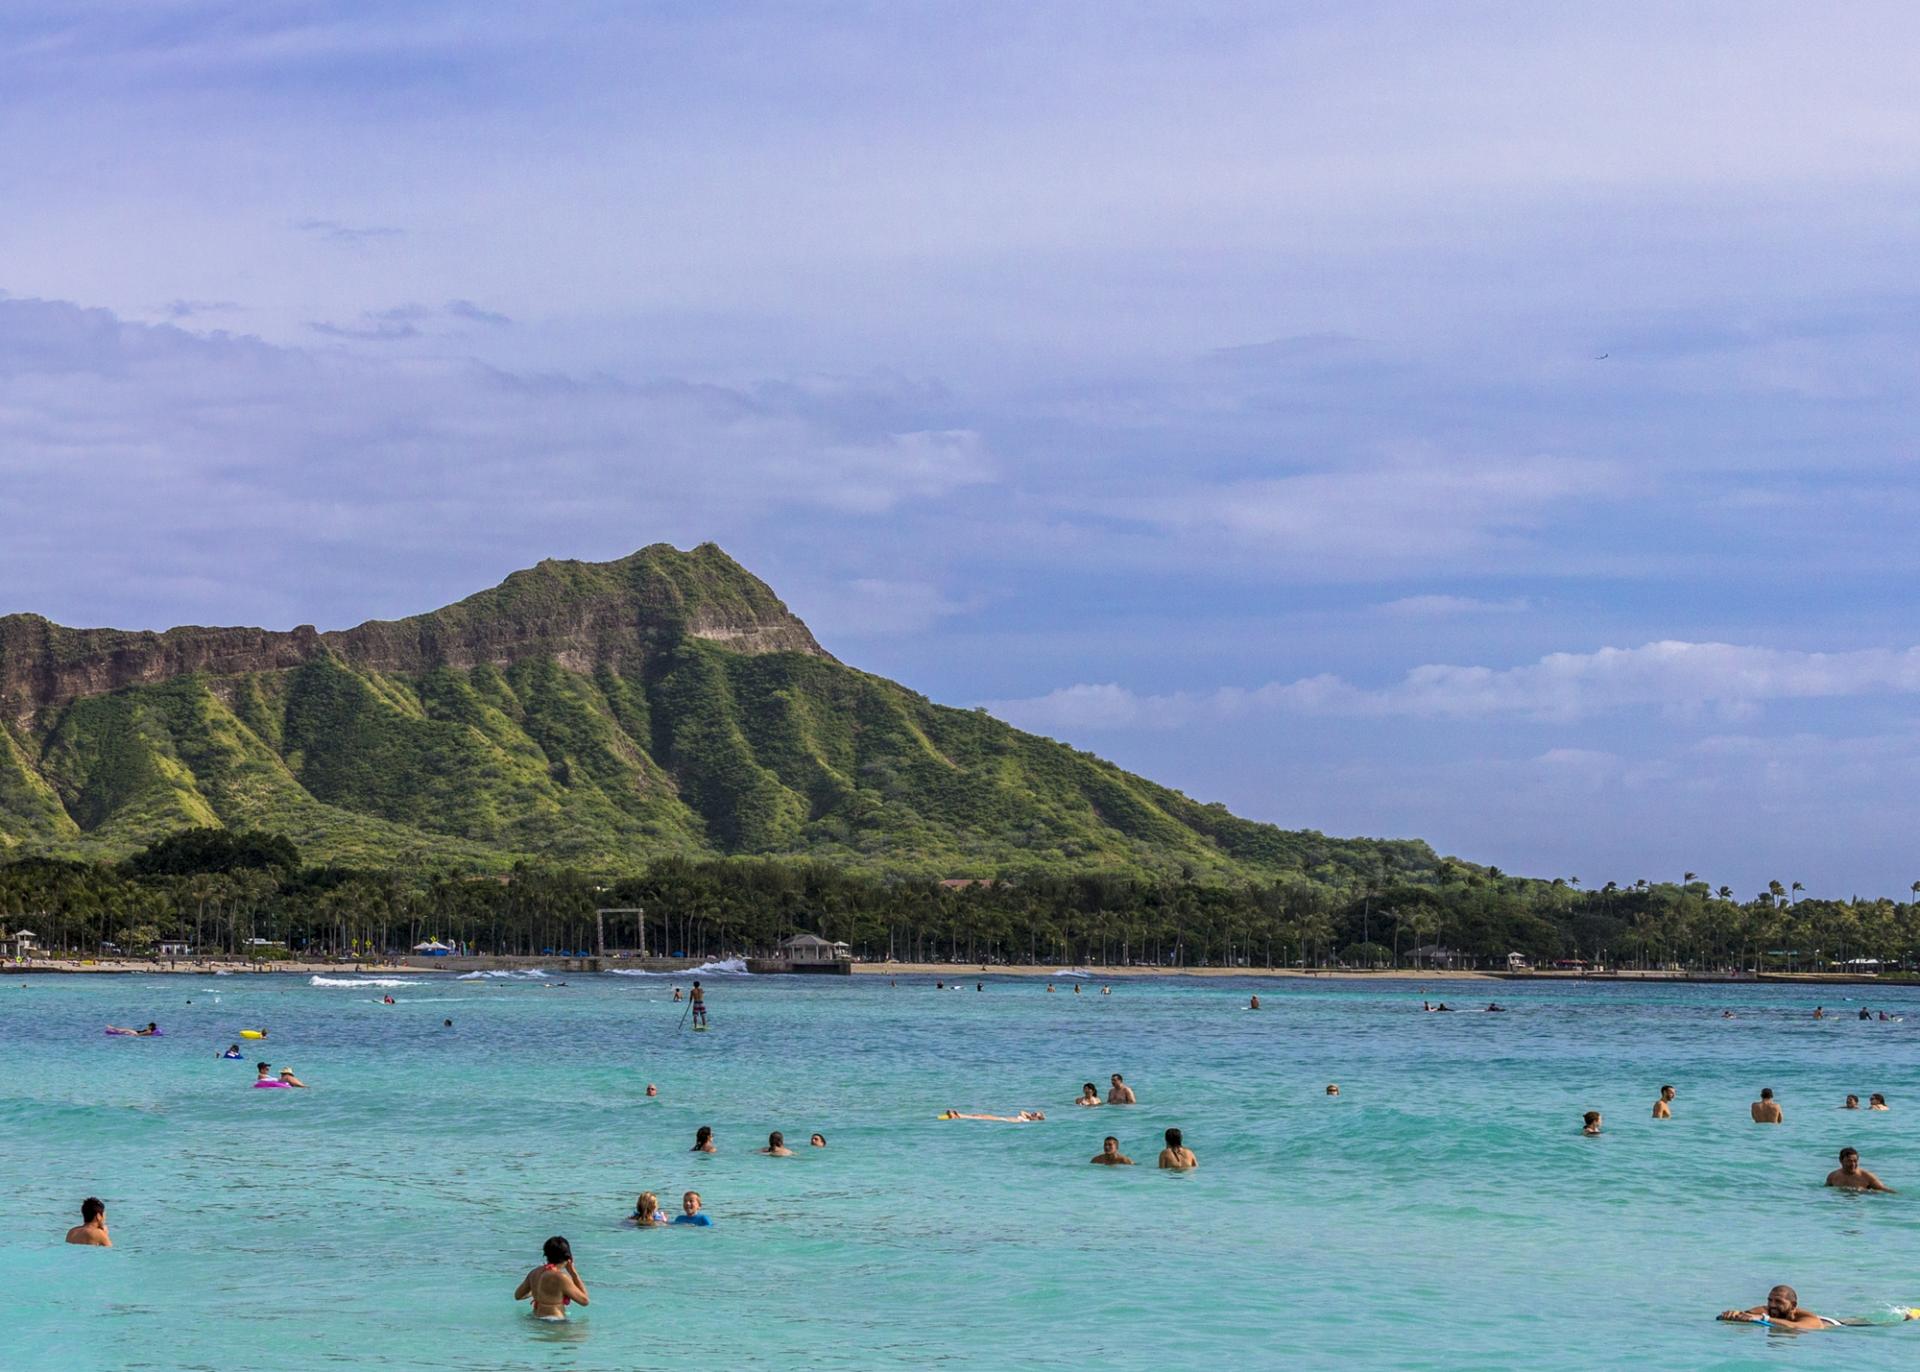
[3,1,1920,894]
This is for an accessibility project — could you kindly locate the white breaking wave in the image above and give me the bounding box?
[1053,967,1097,978]
[455,969,554,981]
[609,957,752,978]
[309,976,425,988]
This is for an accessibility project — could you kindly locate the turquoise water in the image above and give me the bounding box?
[3,970,1918,1371]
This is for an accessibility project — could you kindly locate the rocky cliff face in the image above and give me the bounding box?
[0,543,828,726]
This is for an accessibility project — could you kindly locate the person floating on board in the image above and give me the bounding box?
[690,980,707,1029]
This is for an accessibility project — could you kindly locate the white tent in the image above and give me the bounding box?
[413,940,453,955]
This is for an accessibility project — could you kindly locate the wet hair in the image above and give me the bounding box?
[810,1133,825,1146]
[768,1131,784,1148]
[1112,1073,1124,1082]
[256,1062,270,1072]
[1847,1094,1860,1105]
[635,1191,660,1220]
[1760,1088,1774,1100]
[693,1125,712,1148]
[1103,1136,1120,1147]
[1872,1093,1888,1105]
[1768,1285,1797,1309]
[1082,1082,1097,1095]
[543,1235,571,1264]
[1582,1111,1600,1126]
[81,1196,104,1222]
[1660,1084,1674,1094]
[1840,1147,1859,1162]
[1164,1127,1182,1148]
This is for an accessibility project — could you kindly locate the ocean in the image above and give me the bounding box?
[2,968,1916,1370]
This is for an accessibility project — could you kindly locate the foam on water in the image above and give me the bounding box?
[608,957,751,977]
[307,976,424,988]
[455,969,553,980]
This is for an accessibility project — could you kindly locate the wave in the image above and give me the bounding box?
[309,976,425,988]
[608,957,751,978]
[1052,967,1097,978]
[455,969,553,981]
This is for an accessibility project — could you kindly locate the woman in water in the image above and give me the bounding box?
[1076,1082,1101,1107]
[691,1125,716,1152]
[809,1133,826,1148]
[1871,1093,1890,1110]
[630,1192,668,1227]
[515,1236,589,1319]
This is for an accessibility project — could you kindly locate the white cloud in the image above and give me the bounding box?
[1377,594,1531,616]
[988,640,1920,733]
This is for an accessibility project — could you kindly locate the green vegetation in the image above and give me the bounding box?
[4,840,1920,974]
[0,545,1436,882]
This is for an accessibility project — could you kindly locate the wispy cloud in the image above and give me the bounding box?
[294,218,403,245]
[1376,594,1531,617]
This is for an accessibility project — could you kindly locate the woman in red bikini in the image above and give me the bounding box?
[515,1236,589,1320]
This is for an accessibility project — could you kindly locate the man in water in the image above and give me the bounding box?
[1158,1127,1197,1170]
[672,986,683,1002]
[760,1131,793,1156]
[1582,1111,1602,1135]
[690,980,706,1028]
[673,1191,712,1226]
[255,1062,274,1083]
[810,1133,826,1147]
[65,1197,110,1247]
[1718,1285,1837,1330]
[645,1083,659,1098]
[1325,1084,1339,1096]
[1090,1136,1135,1165]
[1249,995,1261,1010]
[1752,1088,1783,1124]
[1107,1073,1136,1105]
[1859,1006,1872,1020]
[1844,1094,1861,1110]
[1653,1084,1676,1119]
[1826,1147,1895,1192]
[219,1044,242,1059]
[514,1236,588,1318]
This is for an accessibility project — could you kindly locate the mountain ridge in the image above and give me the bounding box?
[0,545,1439,884]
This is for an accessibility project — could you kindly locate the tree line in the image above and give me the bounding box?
[2,829,1919,972]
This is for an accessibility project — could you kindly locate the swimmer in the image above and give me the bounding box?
[1859,1006,1872,1020]
[1751,1088,1783,1124]
[1653,1084,1675,1119]
[1076,1083,1101,1107]
[1484,1003,1506,1013]
[690,980,706,1029]
[1102,985,1111,995]
[514,1236,588,1319]
[645,1084,658,1098]
[1718,1285,1836,1330]
[1813,1006,1824,1020]
[630,1191,668,1227]
[65,1196,110,1247]
[1107,1073,1136,1105]
[936,981,944,990]
[1325,1084,1339,1096]
[444,1019,453,1028]
[382,995,394,1005]
[1826,1147,1895,1193]
[1091,1136,1135,1166]
[1073,982,1081,994]
[107,1023,160,1036]
[1871,1093,1889,1111]
[1435,1003,1453,1012]
[672,986,683,1002]
[219,1044,242,1059]
[278,1068,307,1089]
[1047,983,1055,993]
[691,1125,716,1153]
[760,1131,794,1156]
[1249,995,1260,1010]
[1721,1010,1736,1019]
[1582,1111,1602,1136]
[1844,1094,1861,1110]
[977,982,983,992]
[254,1062,273,1083]
[673,1191,712,1226]
[809,1133,826,1148]
[1157,1127,1197,1170]
[940,1110,1046,1122]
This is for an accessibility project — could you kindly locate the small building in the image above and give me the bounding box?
[1412,944,1467,969]
[158,940,194,957]
[412,940,453,957]
[1506,952,1530,971]
[779,933,853,965]
[1,929,40,959]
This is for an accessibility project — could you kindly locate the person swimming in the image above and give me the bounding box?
[107,1022,160,1036]
[1073,982,1081,994]
[1653,1084,1676,1118]
[1107,1073,1136,1105]
[1076,1083,1101,1107]
[1249,995,1261,1010]
[1582,1111,1602,1136]
[645,1083,659,1098]
[1718,1285,1843,1330]
[1844,1094,1861,1110]
[760,1131,793,1156]
[515,1236,588,1319]
[1325,1083,1340,1096]
[672,986,683,1002]
[219,1044,242,1059]
[1091,1135,1135,1165]
[65,1196,110,1247]
[809,1133,826,1148]
[630,1192,668,1227]
[673,1191,712,1226]
[1752,1088,1783,1124]
[278,1068,307,1089]
[940,1110,1045,1121]
[1871,1093,1889,1111]
[1158,1127,1197,1170]
[691,1125,716,1153]
[1826,1147,1895,1193]
[1484,1003,1506,1012]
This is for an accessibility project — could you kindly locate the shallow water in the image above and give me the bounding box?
[3,971,1917,1370]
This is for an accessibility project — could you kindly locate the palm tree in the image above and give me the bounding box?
[1683,871,1697,885]
[1790,881,1804,905]
[1717,885,1733,901]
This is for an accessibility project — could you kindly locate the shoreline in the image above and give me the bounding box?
[849,962,1497,981]
[3,959,424,977]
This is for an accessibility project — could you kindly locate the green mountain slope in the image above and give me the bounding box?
[0,544,1438,882]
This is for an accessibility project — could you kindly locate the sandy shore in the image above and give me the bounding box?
[850,962,1496,980]
[3,959,425,977]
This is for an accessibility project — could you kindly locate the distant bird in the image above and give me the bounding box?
[1595,352,1609,360]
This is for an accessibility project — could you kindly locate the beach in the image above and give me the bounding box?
[6,968,1918,1370]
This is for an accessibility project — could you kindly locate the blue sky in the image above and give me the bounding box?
[4,2,1920,893]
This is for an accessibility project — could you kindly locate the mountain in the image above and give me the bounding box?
[0,544,1439,882]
